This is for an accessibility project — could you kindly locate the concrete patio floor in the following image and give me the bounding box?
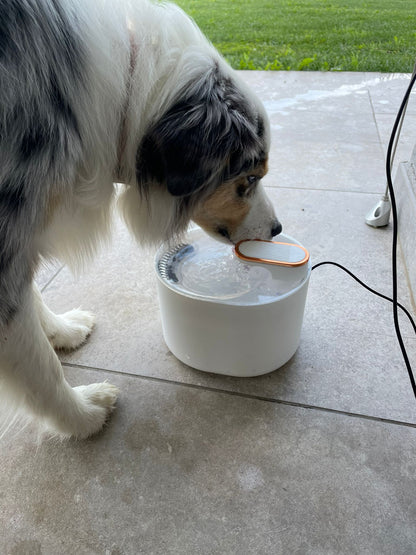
[2,71,416,554]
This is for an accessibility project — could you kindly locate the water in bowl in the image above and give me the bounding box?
[157,229,308,306]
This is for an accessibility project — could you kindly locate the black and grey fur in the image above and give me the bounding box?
[0,0,280,439]
[1,0,86,324]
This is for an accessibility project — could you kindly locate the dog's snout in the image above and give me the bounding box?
[271,220,282,237]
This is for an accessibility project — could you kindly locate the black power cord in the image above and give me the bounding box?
[311,72,416,400]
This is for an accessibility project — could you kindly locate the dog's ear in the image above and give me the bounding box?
[137,101,220,196]
[136,70,262,197]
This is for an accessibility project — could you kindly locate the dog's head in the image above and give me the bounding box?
[136,64,281,244]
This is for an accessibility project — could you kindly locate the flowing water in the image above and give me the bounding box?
[157,230,309,306]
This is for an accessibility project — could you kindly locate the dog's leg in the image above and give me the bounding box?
[34,284,95,351]
[0,284,118,439]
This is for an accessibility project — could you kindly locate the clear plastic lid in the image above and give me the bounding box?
[156,228,310,306]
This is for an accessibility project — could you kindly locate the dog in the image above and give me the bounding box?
[0,0,282,439]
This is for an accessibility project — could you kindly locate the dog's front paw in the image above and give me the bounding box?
[49,308,95,351]
[68,382,120,439]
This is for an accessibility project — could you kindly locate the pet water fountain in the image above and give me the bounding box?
[155,227,310,377]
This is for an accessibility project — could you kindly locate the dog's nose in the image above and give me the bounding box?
[271,220,282,237]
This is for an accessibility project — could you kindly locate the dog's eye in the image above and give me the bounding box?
[236,176,259,198]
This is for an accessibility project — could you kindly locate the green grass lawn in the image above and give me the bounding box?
[175,0,416,72]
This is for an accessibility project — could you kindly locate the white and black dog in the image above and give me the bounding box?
[0,0,282,439]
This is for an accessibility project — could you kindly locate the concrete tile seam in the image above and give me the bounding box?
[368,89,386,148]
[264,185,386,196]
[40,265,65,293]
[62,362,416,430]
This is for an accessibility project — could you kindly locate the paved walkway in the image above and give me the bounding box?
[2,71,416,554]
